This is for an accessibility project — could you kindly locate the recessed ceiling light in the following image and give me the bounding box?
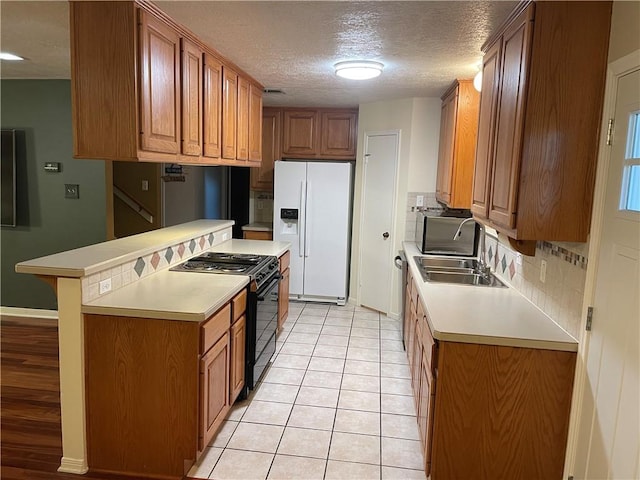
[334,60,384,80]
[0,52,24,61]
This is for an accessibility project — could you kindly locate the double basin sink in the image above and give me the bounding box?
[413,256,506,288]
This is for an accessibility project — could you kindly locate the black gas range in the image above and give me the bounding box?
[171,251,280,397]
[171,252,279,288]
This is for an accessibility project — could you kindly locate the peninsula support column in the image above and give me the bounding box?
[56,277,88,474]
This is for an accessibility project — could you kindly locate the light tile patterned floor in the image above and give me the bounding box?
[189,302,427,480]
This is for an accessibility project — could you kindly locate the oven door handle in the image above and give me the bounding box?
[256,275,282,301]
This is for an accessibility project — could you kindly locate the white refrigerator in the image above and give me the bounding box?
[273,161,352,305]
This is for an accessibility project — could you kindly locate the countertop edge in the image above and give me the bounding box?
[404,241,578,353]
[15,220,234,278]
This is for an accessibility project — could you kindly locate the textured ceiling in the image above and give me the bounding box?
[0,1,517,107]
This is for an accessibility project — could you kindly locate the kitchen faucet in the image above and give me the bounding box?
[453,217,490,276]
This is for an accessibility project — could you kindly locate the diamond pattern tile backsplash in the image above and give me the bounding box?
[487,233,589,340]
[81,227,232,304]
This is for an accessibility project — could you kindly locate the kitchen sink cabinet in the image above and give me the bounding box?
[251,108,281,191]
[471,1,612,251]
[83,287,247,478]
[282,108,358,160]
[70,1,263,167]
[404,273,576,479]
[277,251,291,332]
[435,79,480,209]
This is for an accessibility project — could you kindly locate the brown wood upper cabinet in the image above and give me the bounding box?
[435,79,479,209]
[282,108,358,160]
[251,107,281,191]
[70,1,263,166]
[249,84,264,163]
[138,10,181,157]
[203,54,222,158]
[471,1,612,249]
[181,38,203,157]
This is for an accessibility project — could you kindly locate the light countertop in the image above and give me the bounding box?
[82,269,249,322]
[241,222,273,232]
[214,239,290,258]
[15,220,234,278]
[403,242,577,352]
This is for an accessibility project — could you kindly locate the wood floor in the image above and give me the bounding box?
[0,315,197,480]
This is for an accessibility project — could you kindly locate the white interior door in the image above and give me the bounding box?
[359,132,398,313]
[303,162,352,299]
[573,65,640,479]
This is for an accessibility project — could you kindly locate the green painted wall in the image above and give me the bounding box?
[1,80,107,310]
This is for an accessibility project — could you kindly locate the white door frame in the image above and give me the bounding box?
[357,130,401,312]
[564,48,640,477]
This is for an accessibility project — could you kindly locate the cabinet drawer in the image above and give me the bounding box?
[201,303,231,353]
[279,251,290,272]
[232,289,247,322]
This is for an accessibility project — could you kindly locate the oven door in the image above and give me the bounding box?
[251,273,280,388]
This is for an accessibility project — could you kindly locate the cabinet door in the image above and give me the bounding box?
[282,110,318,157]
[138,11,180,154]
[181,39,203,157]
[248,84,263,162]
[278,267,290,331]
[319,111,357,158]
[435,90,457,205]
[222,66,238,160]
[203,54,222,158]
[237,76,250,161]
[230,316,246,403]
[251,108,281,191]
[199,332,230,451]
[471,39,502,219]
[488,7,534,230]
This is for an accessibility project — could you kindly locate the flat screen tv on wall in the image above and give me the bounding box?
[1,129,17,227]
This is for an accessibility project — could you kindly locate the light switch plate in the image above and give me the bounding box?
[416,195,424,207]
[65,184,79,199]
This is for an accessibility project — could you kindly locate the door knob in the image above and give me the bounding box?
[383,232,389,239]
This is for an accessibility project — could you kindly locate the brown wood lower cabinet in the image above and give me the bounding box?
[199,332,229,451]
[277,251,290,332]
[405,274,576,479]
[243,230,273,240]
[84,287,248,479]
[230,315,246,403]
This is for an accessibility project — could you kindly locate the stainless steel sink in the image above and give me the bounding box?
[413,256,507,288]
[423,271,506,287]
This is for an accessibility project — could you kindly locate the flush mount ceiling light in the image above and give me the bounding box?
[0,52,24,61]
[334,60,384,80]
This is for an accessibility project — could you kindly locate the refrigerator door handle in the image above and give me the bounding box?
[305,182,311,257]
[299,181,305,257]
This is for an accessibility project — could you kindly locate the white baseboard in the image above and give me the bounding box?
[58,457,88,474]
[0,306,58,319]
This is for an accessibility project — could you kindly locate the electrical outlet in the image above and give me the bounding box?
[141,180,149,191]
[416,195,424,207]
[540,259,547,283]
[65,184,79,199]
[222,232,229,241]
[257,200,264,210]
[99,278,112,295]
[516,253,523,266]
